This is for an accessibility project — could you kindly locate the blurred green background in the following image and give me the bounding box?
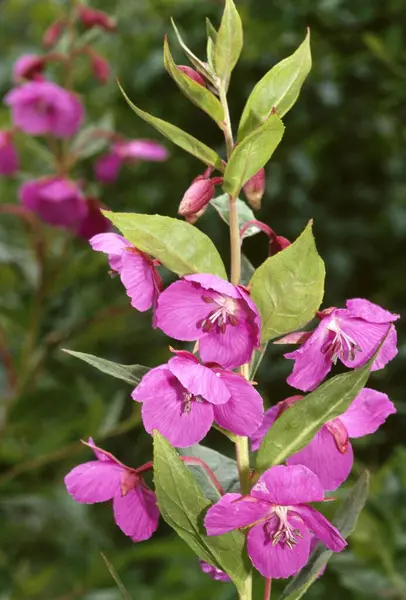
[0,0,405,598]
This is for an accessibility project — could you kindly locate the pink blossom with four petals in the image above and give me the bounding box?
[155,274,261,369]
[64,438,159,542]
[285,299,399,392]
[0,131,19,176]
[90,232,162,313]
[251,388,396,490]
[19,177,87,229]
[4,81,84,137]
[95,140,168,183]
[204,465,346,579]
[199,560,231,582]
[132,350,264,447]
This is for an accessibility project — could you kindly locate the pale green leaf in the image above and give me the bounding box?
[206,18,218,70]
[250,221,325,342]
[238,30,312,140]
[63,349,149,386]
[101,553,132,600]
[223,114,284,197]
[214,0,243,88]
[281,472,370,600]
[103,212,227,279]
[164,37,224,123]
[153,432,250,594]
[118,82,223,170]
[210,194,260,238]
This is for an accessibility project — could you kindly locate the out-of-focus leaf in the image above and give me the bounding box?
[210,194,260,238]
[103,212,227,278]
[63,350,149,386]
[214,0,243,89]
[101,553,132,600]
[250,221,325,342]
[71,113,114,159]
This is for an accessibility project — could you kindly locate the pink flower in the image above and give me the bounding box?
[4,81,84,138]
[132,350,264,447]
[19,177,87,229]
[77,5,116,32]
[89,232,162,312]
[251,389,395,490]
[204,465,346,579]
[155,274,261,369]
[13,54,45,82]
[65,438,159,542]
[284,299,399,392]
[0,131,19,176]
[87,49,110,84]
[199,560,231,582]
[76,198,111,240]
[95,140,168,184]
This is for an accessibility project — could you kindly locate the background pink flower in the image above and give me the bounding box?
[95,139,168,184]
[0,131,19,175]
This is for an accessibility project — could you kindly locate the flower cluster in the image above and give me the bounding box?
[1,2,167,239]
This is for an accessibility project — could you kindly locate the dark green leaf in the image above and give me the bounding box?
[62,349,149,386]
[153,432,250,594]
[101,553,132,600]
[118,82,223,170]
[210,194,260,238]
[103,212,227,279]
[255,361,373,473]
[214,0,243,89]
[241,254,255,287]
[281,471,370,600]
[164,37,224,123]
[250,221,325,342]
[238,30,311,140]
[223,114,284,197]
[170,18,217,85]
[178,444,240,503]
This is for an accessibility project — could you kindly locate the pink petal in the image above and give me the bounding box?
[251,465,325,505]
[370,324,398,371]
[113,485,159,542]
[247,516,311,579]
[64,461,122,503]
[89,232,129,272]
[346,298,399,324]
[250,405,280,452]
[86,437,120,464]
[294,505,347,552]
[95,152,122,184]
[184,274,241,299]
[204,493,270,536]
[199,319,257,370]
[155,280,211,341]
[340,387,396,438]
[120,250,156,312]
[213,370,264,435]
[132,365,171,403]
[199,560,231,582]
[287,427,354,491]
[168,356,230,405]
[113,139,168,162]
[285,320,332,392]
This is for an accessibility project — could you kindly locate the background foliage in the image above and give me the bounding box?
[0,0,405,598]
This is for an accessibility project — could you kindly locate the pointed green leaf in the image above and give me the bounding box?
[210,194,260,238]
[103,212,227,279]
[250,221,325,342]
[164,37,224,123]
[101,553,132,600]
[118,82,223,171]
[215,0,243,88]
[238,30,312,140]
[255,361,374,474]
[206,18,218,70]
[223,114,284,197]
[153,432,250,594]
[178,444,239,502]
[241,254,255,287]
[249,342,268,379]
[171,18,217,85]
[63,349,149,386]
[281,471,370,600]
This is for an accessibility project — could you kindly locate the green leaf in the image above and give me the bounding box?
[170,18,217,85]
[250,221,325,342]
[178,444,239,502]
[71,112,114,159]
[249,342,268,379]
[206,18,218,70]
[103,212,227,279]
[241,254,255,287]
[62,349,149,386]
[214,0,243,89]
[238,30,312,140]
[153,432,250,594]
[223,114,284,197]
[255,361,374,473]
[164,37,224,123]
[210,194,260,238]
[281,471,370,600]
[101,553,132,600]
[118,82,223,171]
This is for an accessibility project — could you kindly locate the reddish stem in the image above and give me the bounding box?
[264,577,272,600]
[240,219,274,240]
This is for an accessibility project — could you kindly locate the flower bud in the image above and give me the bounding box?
[178,175,222,218]
[13,54,45,82]
[178,65,206,87]
[269,234,290,256]
[243,168,265,210]
[77,5,116,32]
[88,50,110,84]
[43,19,65,48]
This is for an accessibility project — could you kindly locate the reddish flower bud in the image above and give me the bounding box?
[43,19,66,49]
[243,168,265,211]
[178,179,215,217]
[185,205,208,225]
[13,54,45,82]
[0,131,19,176]
[88,50,110,84]
[269,234,291,256]
[178,65,206,87]
[77,5,116,32]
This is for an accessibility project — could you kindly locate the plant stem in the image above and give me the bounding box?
[264,578,272,600]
